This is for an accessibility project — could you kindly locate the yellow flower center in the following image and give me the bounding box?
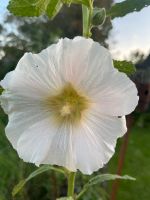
[46,83,89,125]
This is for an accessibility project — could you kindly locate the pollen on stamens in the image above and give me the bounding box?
[60,104,72,116]
[45,83,89,125]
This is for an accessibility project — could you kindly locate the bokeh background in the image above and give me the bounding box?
[0,0,150,200]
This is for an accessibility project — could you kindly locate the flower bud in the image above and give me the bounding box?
[92,7,106,27]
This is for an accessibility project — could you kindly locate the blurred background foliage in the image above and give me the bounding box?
[0,0,150,200]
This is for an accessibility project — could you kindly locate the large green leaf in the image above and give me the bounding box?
[76,174,135,199]
[12,165,65,197]
[7,0,90,17]
[113,60,136,75]
[7,0,50,17]
[46,0,63,18]
[108,0,150,19]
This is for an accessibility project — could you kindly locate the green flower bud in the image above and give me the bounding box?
[92,7,106,27]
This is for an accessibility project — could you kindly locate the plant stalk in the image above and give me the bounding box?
[67,172,76,198]
[82,0,93,38]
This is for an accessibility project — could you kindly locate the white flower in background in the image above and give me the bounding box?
[0,37,139,174]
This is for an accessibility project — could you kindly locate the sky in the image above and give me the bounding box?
[0,0,150,60]
[0,0,8,15]
[107,0,150,60]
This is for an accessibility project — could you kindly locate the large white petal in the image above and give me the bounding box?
[72,37,115,93]
[42,123,76,171]
[18,120,76,171]
[0,65,58,112]
[1,80,51,148]
[55,37,115,93]
[14,62,58,95]
[7,46,65,94]
[0,37,115,100]
[92,71,139,116]
[0,71,15,89]
[17,118,57,165]
[4,101,50,148]
[72,110,127,174]
[16,110,126,174]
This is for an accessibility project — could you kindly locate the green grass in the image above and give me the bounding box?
[108,125,150,200]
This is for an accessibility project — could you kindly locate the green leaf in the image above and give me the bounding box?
[113,60,136,75]
[12,165,65,197]
[7,0,90,17]
[7,0,63,18]
[92,7,106,26]
[57,197,74,200]
[76,174,135,199]
[84,174,135,188]
[72,0,91,7]
[107,0,150,19]
[46,0,63,18]
[61,0,90,7]
[7,0,50,17]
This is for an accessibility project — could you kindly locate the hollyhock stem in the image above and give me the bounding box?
[67,172,76,198]
[82,1,93,38]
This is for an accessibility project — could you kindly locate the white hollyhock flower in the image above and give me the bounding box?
[0,37,138,174]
